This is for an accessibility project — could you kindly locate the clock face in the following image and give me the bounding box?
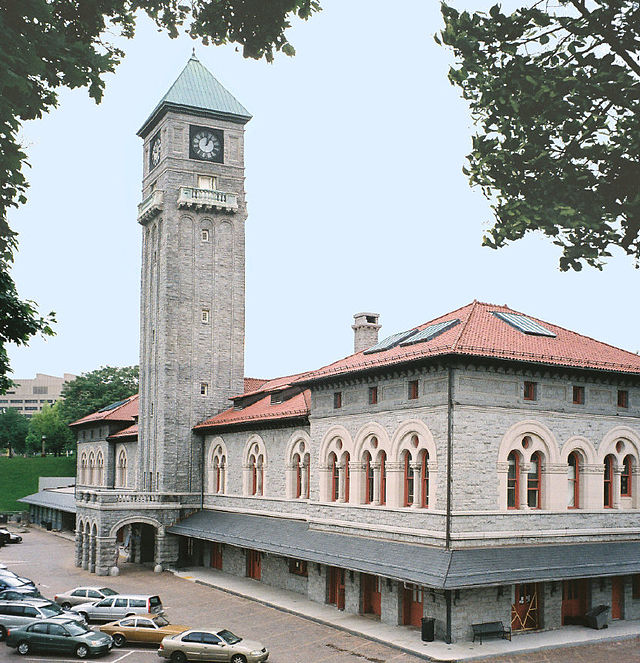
[150,133,161,169]
[189,125,224,163]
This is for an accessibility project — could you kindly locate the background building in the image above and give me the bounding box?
[0,373,76,418]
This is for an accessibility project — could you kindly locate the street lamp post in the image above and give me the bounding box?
[41,435,46,457]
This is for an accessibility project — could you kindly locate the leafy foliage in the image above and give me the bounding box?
[58,365,138,425]
[0,1,321,391]
[25,402,73,456]
[437,1,640,271]
[0,407,29,456]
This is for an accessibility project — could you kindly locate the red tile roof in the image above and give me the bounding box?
[244,377,267,393]
[195,389,310,431]
[70,394,139,427]
[107,423,138,440]
[296,301,640,383]
[234,371,312,400]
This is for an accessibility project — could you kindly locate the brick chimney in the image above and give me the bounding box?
[352,312,381,353]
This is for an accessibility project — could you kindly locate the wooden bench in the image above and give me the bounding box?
[471,621,511,643]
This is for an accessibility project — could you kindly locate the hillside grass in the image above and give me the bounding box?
[0,456,76,512]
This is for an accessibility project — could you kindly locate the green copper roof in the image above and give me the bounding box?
[138,54,252,137]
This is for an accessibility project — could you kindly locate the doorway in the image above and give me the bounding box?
[611,577,623,620]
[246,550,261,580]
[562,579,588,625]
[402,584,424,627]
[361,574,381,617]
[511,583,540,631]
[328,567,345,610]
[210,543,223,570]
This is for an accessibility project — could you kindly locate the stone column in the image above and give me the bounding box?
[301,460,310,500]
[372,463,381,505]
[349,462,365,505]
[583,464,604,509]
[380,578,401,626]
[411,463,422,508]
[89,533,96,573]
[81,532,89,570]
[96,537,116,576]
[337,462,346,502]
[74,529,83,567]
[344,571,360,614]
[519,463,529,510]
[612,468,622,509]
[318,464,331,502]
[545,463,569,510]
[385,462,403,508]
[496,462,509,510]
[155,531,180,572]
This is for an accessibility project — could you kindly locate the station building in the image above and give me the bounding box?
[73,56,640,642]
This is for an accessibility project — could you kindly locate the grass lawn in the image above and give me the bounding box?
[0,456,76,512]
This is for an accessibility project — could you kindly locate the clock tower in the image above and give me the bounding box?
[136,54,251,495]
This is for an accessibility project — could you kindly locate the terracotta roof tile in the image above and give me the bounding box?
[296,301,640,383]
[107,423,138,440]
[244,377,267,393]
[195,389,310,430]
[70,394,139,427]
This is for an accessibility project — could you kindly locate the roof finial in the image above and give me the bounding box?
[191,46,198,60]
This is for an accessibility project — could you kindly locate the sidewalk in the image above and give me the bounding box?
[168,566,640,662]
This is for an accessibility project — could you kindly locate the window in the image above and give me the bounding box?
[33,386,48,395]
[329,453,339,501]
[527,452,541,508]
[289,559,308,576]
[618,390,629,408]
[408,380,419,400]
[201,309,210,323]
[568,452,580,508]
[604,454,614,507]
[343,452,350,502]
[572,386,585,405]
[621,455,633,497]
[201,228,210,242]
[421,451,429,508]
[368,386,378,405]
[523,381,537,401]
[403,451,414,506]
[507,451,520,509]
[364,452,374,504]
[200,382,209,396]
[333,391,342,409]
[379,451,387,505]
[197,174,216,190]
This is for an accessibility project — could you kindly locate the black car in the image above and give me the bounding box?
[0,576,36,591]
[0,529,22,544]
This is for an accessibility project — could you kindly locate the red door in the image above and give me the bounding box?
[210,543,222,570]
[246,550,261,580]
[612,577,623,620]
[328,567,345,610]
[361,574,381,617]
[511,583,539,631]
[402,584,424,627]
[562,579,588,625]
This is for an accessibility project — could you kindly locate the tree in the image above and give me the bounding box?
[26,402,73,456]
[0,1,321,391]
[437,1,640,271]
[0,407,29,456]
[58,365,139,425]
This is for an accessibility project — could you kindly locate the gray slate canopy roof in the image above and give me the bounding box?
[138,54,252,137]
[19,488,76,514]
[169,510,640,589]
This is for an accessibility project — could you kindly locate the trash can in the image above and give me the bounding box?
[585,605,609,629]
[45,521,52,531]
[0,514,7,524]
[421,617,435,642]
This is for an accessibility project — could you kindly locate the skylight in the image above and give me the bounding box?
[363,329,418,354]
[98,399,128,413]
[492,312,556,337]
[399,319,460,346]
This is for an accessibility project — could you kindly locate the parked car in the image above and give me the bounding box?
[0,588,44,601]
[5,618,113,658]
[71,594,163,623]
[0,529,22,544]
[0,600,86,639]
[99,613,188,647]
[54,587,118,610]
[0,575,36,591]
[157,628,269,663]
[0,532,8,546]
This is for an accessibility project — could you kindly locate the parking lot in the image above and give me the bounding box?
[0,529,421,663]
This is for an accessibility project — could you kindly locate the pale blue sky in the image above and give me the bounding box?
[7,0,640,382]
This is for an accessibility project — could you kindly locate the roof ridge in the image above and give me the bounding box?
[451,300,479,351]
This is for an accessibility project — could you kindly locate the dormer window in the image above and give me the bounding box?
[197,174,216,190]
[270,393,284,405]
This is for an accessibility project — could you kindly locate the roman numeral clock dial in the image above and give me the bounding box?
[189,125,224,163]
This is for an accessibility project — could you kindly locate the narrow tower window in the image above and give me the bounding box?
[200,383,209,396]
[201,229,210,242]
[201,309,210,323]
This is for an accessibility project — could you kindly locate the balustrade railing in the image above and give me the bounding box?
[177,186,238,211]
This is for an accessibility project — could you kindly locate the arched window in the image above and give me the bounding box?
[96,452,104,486]
[379,451,387,505]
[293,453,302,498]
[604,454,614,508]
[507,451,520,509]
[249,454,257,496]
[116,449,127,488]
[568,451,580,508]
[403,450,414,506]
[80,453,87,485]
[527,452,541,509]
[364,451,373,504]
[303,453,310,499]
[88,452,95,486]
[329,452,339,502]
[621,455,633,497]
[213,454,226,493]
[343,452,351,502]
[421,451,429,508]
[256,455,264,496]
